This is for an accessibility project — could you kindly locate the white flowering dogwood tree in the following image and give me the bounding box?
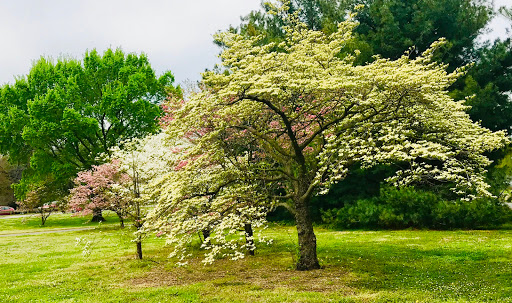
[151,5,507,270]
[109,132,176,259]
[70,132,176,259]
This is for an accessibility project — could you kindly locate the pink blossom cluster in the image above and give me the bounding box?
[69,160,130,215]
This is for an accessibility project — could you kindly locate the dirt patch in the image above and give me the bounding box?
[129,258,356,293]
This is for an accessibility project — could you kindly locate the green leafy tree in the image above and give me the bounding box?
[17,176,65,225]
[0,48,180,203]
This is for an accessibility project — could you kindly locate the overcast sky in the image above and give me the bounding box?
[0,0,510,87]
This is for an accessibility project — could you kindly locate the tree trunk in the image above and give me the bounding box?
[91,208,105,222]
[202,228,210,241]
[294,196,320,270]
[244,223,255,256]
[40,208,52,226]
[134,219,143,259]
[136,241,142,259]
[115,212,124,228]
[40,210,47,226]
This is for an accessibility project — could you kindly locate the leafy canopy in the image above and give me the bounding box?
[151,6,507,269]
[0,48,180,199]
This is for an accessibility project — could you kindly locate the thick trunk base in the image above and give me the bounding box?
[91,209,105,222]
[202,229,210,241]
[136,241,142,259]
[294,198,320,271]
[244,223,255,256]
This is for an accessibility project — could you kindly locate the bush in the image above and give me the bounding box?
[322,186,512,229]
[432,198,512,229]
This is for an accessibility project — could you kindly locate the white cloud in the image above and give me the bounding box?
[0,0,262,85]
[1,0,510,86]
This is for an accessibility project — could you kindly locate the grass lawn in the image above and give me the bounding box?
[1,213,512,302]
[0,212,121,234]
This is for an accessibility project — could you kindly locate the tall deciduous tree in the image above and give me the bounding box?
[158,7,506,270]
[0,48,180,202]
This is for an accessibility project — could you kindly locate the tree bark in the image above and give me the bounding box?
[294,196,320,270]
[134,218,143,259]
[115,211,124,228]
[202,228,210,241]
[244,223,255,256]
[136,241,142,259]
[91,208,105,222]
[40,210,47,226]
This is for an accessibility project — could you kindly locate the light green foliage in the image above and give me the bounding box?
[225,0,499,218]
[0,49,180,200]
[145,133,272,264]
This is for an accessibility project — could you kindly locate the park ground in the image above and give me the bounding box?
[1,213,512,302]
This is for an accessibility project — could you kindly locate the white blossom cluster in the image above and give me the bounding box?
[145,146,274,264]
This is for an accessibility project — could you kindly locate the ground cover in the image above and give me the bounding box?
[1,214,511,302]
[0,212,121,235]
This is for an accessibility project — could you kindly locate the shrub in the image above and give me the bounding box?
[322,186,512,229]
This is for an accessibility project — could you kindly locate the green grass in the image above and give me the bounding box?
[0,212,121,234]
[1,215,512,302]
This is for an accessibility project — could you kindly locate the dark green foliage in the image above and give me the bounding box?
[310,165,396,221]
[432,198,512,229]
[322,186,512,229]
[217,1,351,46]
[227,0,492,68]
[353,0,492,68]
[451,39,512,132]
[0,48,180,200]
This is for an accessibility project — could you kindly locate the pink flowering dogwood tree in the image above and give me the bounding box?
[69,160,130,226]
